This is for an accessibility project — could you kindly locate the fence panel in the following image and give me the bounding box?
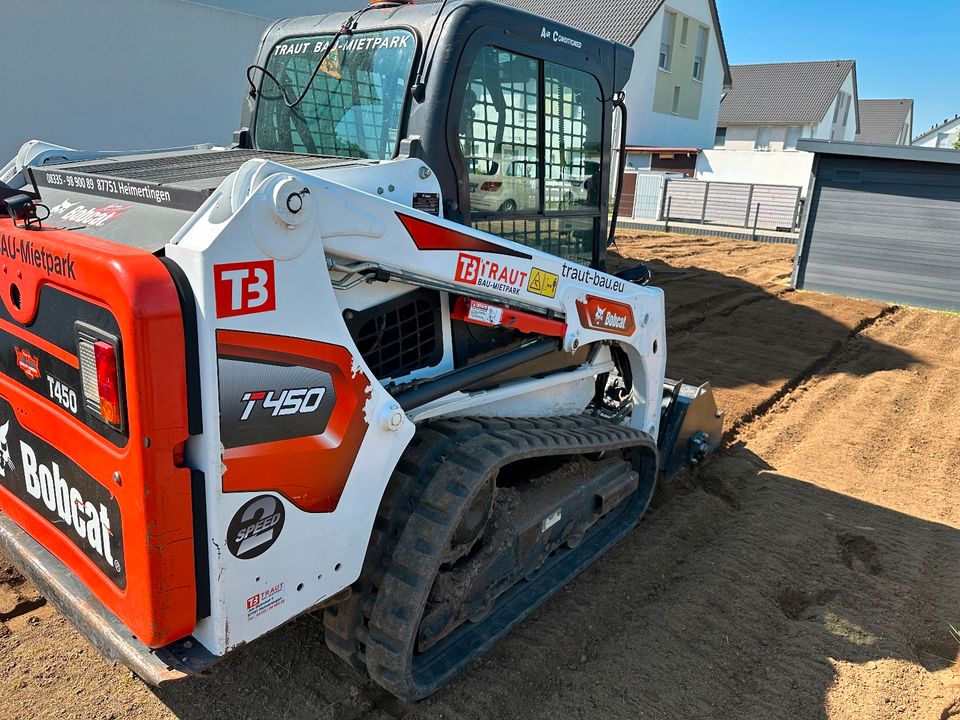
[750,185,802,231]
[662,179,802,231]
[662,180,707,221]
[703,182,752,226]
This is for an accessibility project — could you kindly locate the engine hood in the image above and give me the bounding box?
[27,148,369,251]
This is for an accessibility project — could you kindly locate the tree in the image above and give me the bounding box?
[954,133,960,151]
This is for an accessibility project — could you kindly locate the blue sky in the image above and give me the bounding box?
[715,0,960,138]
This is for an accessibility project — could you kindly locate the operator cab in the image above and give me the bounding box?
[240,0,633,270]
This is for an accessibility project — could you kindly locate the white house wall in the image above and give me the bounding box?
[624,0,725,149]
[696,149,814,196]
[815,70,857,141]
[721,124,816,151]
[913,117,960,148]
[698,67,856,196]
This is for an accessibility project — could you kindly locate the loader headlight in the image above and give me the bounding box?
[3,193,48,231]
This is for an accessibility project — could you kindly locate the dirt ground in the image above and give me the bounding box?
[2,232,959,719]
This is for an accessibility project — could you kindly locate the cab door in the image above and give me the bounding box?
[451,43,607,269]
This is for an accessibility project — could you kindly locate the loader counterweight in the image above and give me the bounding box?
[0,219,196,647]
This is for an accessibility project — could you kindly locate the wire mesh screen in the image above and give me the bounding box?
[255,30,416,159]
[460,47,540,213]
[458,47,603,265]
[352,297,440,379]
[474,218,595,266]
[545,63,602,213]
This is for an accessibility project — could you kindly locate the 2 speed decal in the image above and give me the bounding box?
[227,494,286,560]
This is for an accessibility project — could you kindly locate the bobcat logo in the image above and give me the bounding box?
[0,421,15,478]
[594,306,607,323]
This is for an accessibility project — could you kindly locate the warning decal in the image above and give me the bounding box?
[527,267,559,298]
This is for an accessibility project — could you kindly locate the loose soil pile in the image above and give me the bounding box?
[1,233,957,719]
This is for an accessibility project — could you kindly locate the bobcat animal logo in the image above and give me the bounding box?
[0,421,15,478]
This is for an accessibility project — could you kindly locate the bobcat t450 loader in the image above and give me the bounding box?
[0,0,721,700]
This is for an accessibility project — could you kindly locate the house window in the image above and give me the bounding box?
[714,126,727,148]
[831,91,852,140]
[680,17,689,46]
[756,127,772,151]
[659,11,675,70]
[693,26,708,81]
[672,86,681,115]
[784,126,801,150]
[936,132,949,148]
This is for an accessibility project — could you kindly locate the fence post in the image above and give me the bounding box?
[664,196,672,233]
[792,191,802,230]
[752,203,761,240]
[700,182,709,224]
[744,184,755,228]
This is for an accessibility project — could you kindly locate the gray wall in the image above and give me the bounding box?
[192,0,364,17]
[794,154,960,311]
[0,1,363,162]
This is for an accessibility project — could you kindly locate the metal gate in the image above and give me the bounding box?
[621,171,683,220]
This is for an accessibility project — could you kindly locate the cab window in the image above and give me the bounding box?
[457,46,604,266]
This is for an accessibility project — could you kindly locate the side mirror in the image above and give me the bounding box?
[615,263,651,286]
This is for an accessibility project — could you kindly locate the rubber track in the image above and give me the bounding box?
[325,415,657,700]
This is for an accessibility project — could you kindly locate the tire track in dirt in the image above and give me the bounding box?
[723,304,902,440]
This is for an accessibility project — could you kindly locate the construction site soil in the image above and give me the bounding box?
[1,232,958,719]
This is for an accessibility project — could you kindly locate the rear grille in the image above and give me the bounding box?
[345,290,442,381]
[62,150,361,186]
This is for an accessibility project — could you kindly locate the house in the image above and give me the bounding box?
[492,0,732,176]
[854,99,913,145]
[714,60,859,150]
[913,115,960,149]
[697,60,859,192]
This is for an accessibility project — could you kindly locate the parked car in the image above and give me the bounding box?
[467,157,595,213]
[467,156,538,212]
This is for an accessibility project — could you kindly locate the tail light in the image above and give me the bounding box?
[93,341,121,426]
[480,181,502,192]
[76,323,126,431]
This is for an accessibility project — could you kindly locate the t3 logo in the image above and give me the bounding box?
[214,261,276,318]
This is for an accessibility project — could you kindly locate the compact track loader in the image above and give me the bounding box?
[0,0,721,700]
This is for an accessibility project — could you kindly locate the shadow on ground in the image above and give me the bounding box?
[152,445,960,719]
[607,249,918,410]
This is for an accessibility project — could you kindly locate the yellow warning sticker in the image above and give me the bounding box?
[527,267,559,298]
